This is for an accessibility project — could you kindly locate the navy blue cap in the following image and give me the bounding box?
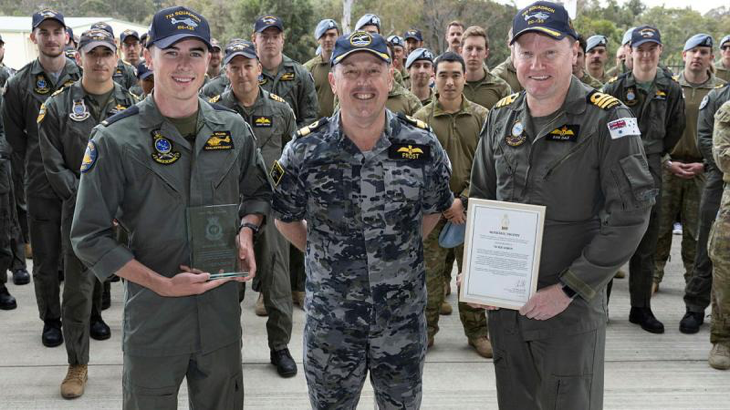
[90,22,114,37]
[510,1,577,45]
[684,34,713,52]
[78,29,117,53]
[223,40,257,65]
[210,38,221,51]
[254,16,284,34]
[315,19,338,40]
[387,35,404,48]
[331,31,390,66]
[586,35,607,52]
[631,25,661,48]
[721,35,730,48]
[354,14,381,32]
[404,29,423,42]
[147,6,212,50]
[136,62,153,80]
[32,9,65,30]
[120,29,140,43]
[66,27,75,42]
[405,48,434,69]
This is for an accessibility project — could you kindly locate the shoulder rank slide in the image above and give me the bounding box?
[588,91,620,110]
[296,118,329,138]
[270,93,286,103]
[396,112,429,130]
[494,92,519,109]
[101,105,139,126]
[208,94,221,103]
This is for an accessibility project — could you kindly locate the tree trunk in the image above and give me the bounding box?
[343,0,354,33]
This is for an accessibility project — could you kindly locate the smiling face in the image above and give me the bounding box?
[80,46,118,84]
[513,33,576,105]
[683,46,713,76]
[631,42,662,74]
[226,55,261,98]
[329,52,391,123]
[145,38,210,105]
[31,20,68,58]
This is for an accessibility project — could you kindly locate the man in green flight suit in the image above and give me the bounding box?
[70,7,271,409]
[470,3,654,407]
[2,8,81,348]
[209,39,299,378]
[304,19,339,119]
[89,22,137,91]
[38,28,136,399]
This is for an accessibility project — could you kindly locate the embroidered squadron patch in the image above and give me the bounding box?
[34,74,50,94]
[204,131,233,150]
[624,87,638,106]
[150,130,181,164]
[270,160,285,186]
[280,72,295,81]
[80,141,98,173]
[69,100,90,122]
[546,124,579,142]
[654,90,667,100]
[388,143,431,163]
[253,116,273,128]
[505,120,526,147]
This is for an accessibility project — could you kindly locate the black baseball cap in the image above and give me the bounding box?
[136,62,153,80]
[630,25,661,48]
[404,29,423,42]
[147,6,212,50]
[90,22,114,37]
[510,1,577,45]
[120,29,140,43]
[254,16,284,34]
[331,31,391,66]
[223,40,257,65]
[211,38,221,51]
[78,29,117,53]
[32,9,65,29]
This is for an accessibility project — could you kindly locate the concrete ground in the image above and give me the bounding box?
[1,238,729,409]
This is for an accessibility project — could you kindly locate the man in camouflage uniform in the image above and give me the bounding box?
[585,35,610,84]
[492,29,522,93]
[387,35,409,87]
[602,25,685,334]
[0,95,20,311]
[413,52,491,357]
[708,99,730,370]
[471,3,653,407]
[715,35,730,83]
[406,48,435,106]
[654,35,724,298]
[38,28,136,399]
[461,26,512,110]
[445,20,464,54]
[210,39,299,378]
[682,82,730,334]
[89,22,137,91]
[304,19,339,119]
[574,35,604,89]
[605,27,634,79]
[2,9,81,348]
[273,31,452,409]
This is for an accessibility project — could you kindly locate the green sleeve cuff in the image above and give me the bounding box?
[559,269,596,301]
[89,246,135,282]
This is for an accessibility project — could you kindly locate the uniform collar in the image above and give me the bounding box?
[432,94,471,117]
[138,96,226,132]
[677,71,720,89]
[31,57,80,79]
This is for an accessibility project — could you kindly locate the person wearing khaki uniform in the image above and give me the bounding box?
[461,26,512,110]
[304,19,339,119]
[654,35,725,298]
[574,35,604,89]
[413,52,491,357]
[492,55,522,93]
[386,81,422,116]
[70,8,271,408]
[38,29,136,398]
[2,9,81,348]
[406,48,435,106]
[210,39,299,378]
[714,35,730,83]
[471,4,654,407]
[585,35,611,84]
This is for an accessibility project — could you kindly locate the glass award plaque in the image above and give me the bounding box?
[186,204,248,279]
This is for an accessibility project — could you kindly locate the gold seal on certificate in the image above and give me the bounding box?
[460,199,546,310]
[186,204,247,278]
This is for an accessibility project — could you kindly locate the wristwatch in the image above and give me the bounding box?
[459,195,469,210]
[239,222,260,235]
[561,283,578,300]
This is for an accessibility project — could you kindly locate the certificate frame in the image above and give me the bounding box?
[459,199,546,310]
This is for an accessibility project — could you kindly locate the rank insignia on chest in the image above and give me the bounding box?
[280,72,295,81]
[80,141,98,173]
[108,104,127,116]
[270,160,285,186]
[204,131,233,150]
[69,99,91,122]
[546,124,579,142]
[253,116,273,128]
[505,120,526,147]
[388,143,430,163]
[34,74,50,94]
[151,130,181,164]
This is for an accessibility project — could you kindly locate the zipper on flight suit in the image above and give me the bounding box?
[521,111,565,200]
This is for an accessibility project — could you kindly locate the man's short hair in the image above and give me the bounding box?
[435,51,465,73]
[577,34,586,53]
[447,20,465,31]
[462,26,489,49]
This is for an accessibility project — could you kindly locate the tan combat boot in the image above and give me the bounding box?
[444,282,451,296]
[614,269,626,279]
[292,291,305,310]
[709,343,730,370]
[60,364,88,399]
[440,301,453,315]
[468,337,493,358]
[255,293,268,317]
[24,243,33,259]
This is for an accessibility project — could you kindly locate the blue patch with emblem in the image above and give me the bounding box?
[80,141,98,173]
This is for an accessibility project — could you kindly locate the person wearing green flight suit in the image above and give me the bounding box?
[70,7,271,409]
[0,94,20,311]
[714,36,730,83]
[304,19,339,119]
[2,8,81,348]
[602,25,685,334]
[471,3,654,407]
[200,70,230,98]
[654,34,725,296]
[413,52,491,358]
[252,15,319,308]
[89,22,137,91]
[461,26,512,111]
[38,28,136,399]
[209,39,299,378]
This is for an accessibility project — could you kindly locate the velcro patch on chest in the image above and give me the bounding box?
[253,116,273,128]
[607,117,640,139]
[388,143,431,163]
[280,72,295,81]
[204,131,234,150]
[545,125,579,142]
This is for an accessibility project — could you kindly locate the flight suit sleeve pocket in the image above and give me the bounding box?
[615,154,657,210]
[547,374,593,410]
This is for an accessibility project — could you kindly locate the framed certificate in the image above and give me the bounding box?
[459,199,545,310]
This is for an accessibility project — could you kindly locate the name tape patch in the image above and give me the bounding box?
[204,131,233,150]
[388,143,431,163]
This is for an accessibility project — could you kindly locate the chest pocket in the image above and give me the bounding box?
[306,164,354,232]
[383,160,424,227]
[647,96,668,140]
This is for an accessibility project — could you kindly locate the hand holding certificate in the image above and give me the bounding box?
[459,199,545,310]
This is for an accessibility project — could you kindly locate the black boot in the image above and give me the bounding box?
[270,348,297,377]
[0,285,17,310]
[90,315,111,340]
[629,307,664,334]
[102,281,111,310]
[679,309,704,334]
[42,319,63,347]
[12,269,30,285]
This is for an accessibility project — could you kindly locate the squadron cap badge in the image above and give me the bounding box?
[34,74,50,94]
[69,99,91,122]
[506,120,526,147]
[151,130,181,165]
